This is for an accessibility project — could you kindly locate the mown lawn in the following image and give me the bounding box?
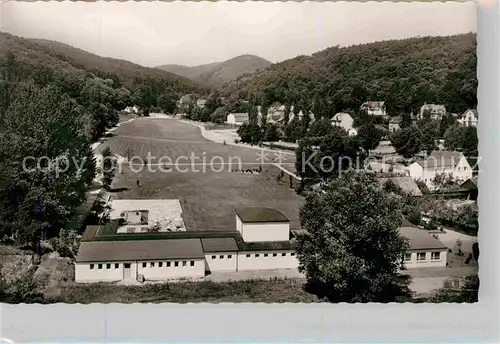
[47,278,321,303]
[113,166,304,232]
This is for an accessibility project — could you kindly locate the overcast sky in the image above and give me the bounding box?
[2,1,476,67]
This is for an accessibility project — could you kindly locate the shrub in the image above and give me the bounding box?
[407,208,422,226]
[424,219,438,231]
[53,229,80,258]
[0,266,44,304]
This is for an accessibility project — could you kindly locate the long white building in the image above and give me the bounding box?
[75,203,449,283]
[75,207,299,283]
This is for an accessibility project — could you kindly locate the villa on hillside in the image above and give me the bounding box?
[331,112,354,132]
[419,104,446,121]
[226,113,249,126]
[360,101,386,116]
[457,109,478,128]
[407,150,473,189]
[389,116,403,132]
[266,105,286,124]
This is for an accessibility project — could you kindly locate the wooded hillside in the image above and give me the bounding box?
[222,34,477,115]
[157,54,272,88]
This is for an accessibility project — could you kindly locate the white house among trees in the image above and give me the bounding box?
[226,113,249,125]
[419,104,446,121]
[457,109,478,127]
[360,101,386,116]
[331,112,354,132]
[407,150,473,189]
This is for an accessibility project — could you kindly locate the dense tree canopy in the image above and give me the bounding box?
[0,32,197,115]
[222,34,476,115]
[295,128,362,181]
[294,172,412,302]
[390,126,423,158]
[0,81,96,246]
[444,125,478,156]
[357,122,384,152]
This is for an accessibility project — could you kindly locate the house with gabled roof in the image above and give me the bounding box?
[408,150,473,189]
[460,176,478,201]
[360,101,386,116]
[389,116,403,132]
[419,104,446,121]
[457,109,478,128]
[226,113,249,126]
[331,112,354,132]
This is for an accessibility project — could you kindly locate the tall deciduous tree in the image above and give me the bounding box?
[101,147,115,189]
[443,125,478,156]
[294,172,412,303]
[390,125,423,158]
[308,118,332,138]
[357,122,384,153]
[263,123,280,142]
[0,81,95,246]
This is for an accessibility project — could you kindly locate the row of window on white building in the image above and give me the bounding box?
[89,260,196,270]
[403,251,441,262]
[210,252,296,260]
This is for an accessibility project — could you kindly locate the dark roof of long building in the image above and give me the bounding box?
[399,227,447,251]
[79,224,295,254]
[75,238,205,262]
[201,238,238,252]
[235,207,290,223]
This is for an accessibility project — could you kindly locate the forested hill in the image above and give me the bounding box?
[0,31,198,96]
[0,32,200,250]
[222,34,477,115]
[157,54,272,89]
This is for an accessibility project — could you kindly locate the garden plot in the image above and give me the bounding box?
[109,199,186,233]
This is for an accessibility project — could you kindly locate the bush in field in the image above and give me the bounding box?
[0,264,44,304]
[53,228,80,258]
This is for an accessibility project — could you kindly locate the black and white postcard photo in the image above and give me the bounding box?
[0,0,479,306]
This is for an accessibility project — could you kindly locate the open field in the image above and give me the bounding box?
[97,118,296,168]
[95,117,303,231]
[113,166,304,231]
